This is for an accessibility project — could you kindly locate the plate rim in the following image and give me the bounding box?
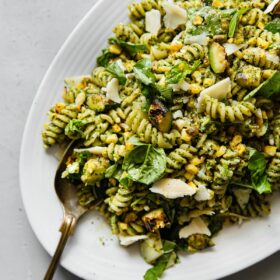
[19,1,280,279]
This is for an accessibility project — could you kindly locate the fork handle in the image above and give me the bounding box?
[44,215,77,280]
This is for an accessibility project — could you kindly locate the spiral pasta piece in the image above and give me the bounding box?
[266,152,280,185]
[42,104,79,148]
[240,8,271,26]
[166,144,198,173]
[173,43,205,63]
[126,108,181,148]
[128,0,163,19]
[113,23,140,44]
[92,67,112,87]
[241,48,280,70]
[199,94,257,123]
[107,184,135,215]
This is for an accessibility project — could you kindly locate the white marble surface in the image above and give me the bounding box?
[1,0,279,279]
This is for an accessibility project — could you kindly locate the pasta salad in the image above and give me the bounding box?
[42,0,280,279]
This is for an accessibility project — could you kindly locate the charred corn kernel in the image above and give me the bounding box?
[214,145,227,158]
[118,222,128,230]
[186,164,199,175]
[264,145,277,157]
[109,178,117,186]
[262,70,275,79]
[181,129,192,142]
[257,38,269,49]
[192,15,203,25]
[188,182,197,189]
[230,135,242,148]
[169,42,183,53]
[248,37,257,46]
[212,0,223,8]
[262,111,268,119]
[189,84,203,95]
[109,44,122,55]
[184,172,194,181]
[112,124,122,133]
[191,157,204,166]
[203,78,215,87]
[105,134,118,144]
[235,144,246,156]
[125,142,134,152]
[257,21,265,30]
[54,102,65,113]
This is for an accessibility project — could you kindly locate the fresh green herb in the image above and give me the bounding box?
[106,60,126,85]
[162,240,177,253]
[208,214,225,236]
[248,150,271,194]
[144,252,176,280]
[244,71,280,100]
[265,17,280,34]
[109,38,146,56]
[122,140,166,185]
[65,119,86,139]
[97,49,116,67]
[228,8,249,38]
[105,163,120,178]
[133,59,173,103]
[133,58,156,86]
[166,60,201,84]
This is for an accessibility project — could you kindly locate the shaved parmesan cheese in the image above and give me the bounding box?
[172,110,183,119]
[170,80,190,92]
[145,9,161,35]
[264,0,280,14]
[185,32,209,46]
[119,235,148,246]
[194,185,214,201]
[266,53,280,64]
[106,78,121,103]
[150,178,197,199]
[179,217,211,239]
[223,43,245,56]
[162,1,187,30]
[233,188,252,209]
[197,78,231,112]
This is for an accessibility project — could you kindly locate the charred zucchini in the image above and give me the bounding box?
[149,100,172,133]
[209,42,227,74]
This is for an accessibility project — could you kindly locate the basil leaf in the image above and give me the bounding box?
[105,163,120,178]
[97,49,116,67]
[127,135,145,146]
[122,144,166,185]
[244,71,280,100]
[265,18,280,34]
[228,8,249,38]
[252,175,271,194]
[166,60,201,84]
[144,253,173,280]
[109,38,146,56]
[156,85,173,102]
[248,150,271,194]
[208,214,225,236]
[162,240,177,253]
[106,60,126,85]
[65,119,86,139]
[133,58,156,86]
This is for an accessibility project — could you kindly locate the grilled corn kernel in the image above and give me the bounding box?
[109,44,122,55]
[112,124,122,133]
[235,144,246,156]
[181,129,192,142]
[186,164,199,175]
[257,38,269,49]
[230,135,242,148]
[192,15,203,26]
[212,0,223,8]
[264,145,277,157]
[214,146,227,158]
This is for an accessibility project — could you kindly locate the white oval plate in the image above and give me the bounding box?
[20,1,280,279]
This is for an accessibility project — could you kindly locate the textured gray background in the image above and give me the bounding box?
[1,0,279,279]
